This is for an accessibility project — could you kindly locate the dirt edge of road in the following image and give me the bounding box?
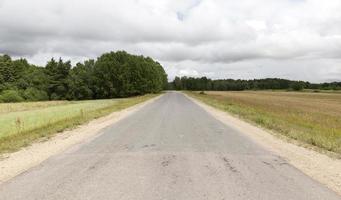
[184,93,341,195]
[0,94,163,184]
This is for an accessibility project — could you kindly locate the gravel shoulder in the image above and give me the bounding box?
[0,94,163,184]
[185,93,341,195]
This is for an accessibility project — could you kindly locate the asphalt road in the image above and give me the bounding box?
[0,92,339,200]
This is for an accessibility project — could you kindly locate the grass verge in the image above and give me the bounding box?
[186,91,341,155]
[0,94,159,154]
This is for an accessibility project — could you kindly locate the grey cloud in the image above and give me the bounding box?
[0,0,341,82]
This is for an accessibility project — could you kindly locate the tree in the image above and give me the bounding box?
[93,51,167,98]
[170,77,325,91]
[0,55,16,86]
[173,76,182,90]
[0,51,168,102]
[290,82,304,91]
[67,60,95,100]
[45,58,71,100]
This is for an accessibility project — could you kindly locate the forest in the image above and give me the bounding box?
[0,51,168,102]
[170,76,341,91]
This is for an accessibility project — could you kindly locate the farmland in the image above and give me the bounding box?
[0,94,158,153]
[187,91,341,155]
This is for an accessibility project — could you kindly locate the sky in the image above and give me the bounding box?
[0,0,341,83]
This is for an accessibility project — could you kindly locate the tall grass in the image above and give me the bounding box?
[187,91,341,155]
[0,94,158,153]
[0,101,69,114]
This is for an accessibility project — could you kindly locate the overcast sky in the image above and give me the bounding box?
[0,0,341,82]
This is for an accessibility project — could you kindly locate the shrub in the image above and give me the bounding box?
[290,82,304,91]
[50,93,61,100]
[0,90,24,102]
[23,88,49,101]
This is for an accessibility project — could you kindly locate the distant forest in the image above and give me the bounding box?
[169,76,341,91]
[0,51,168,102]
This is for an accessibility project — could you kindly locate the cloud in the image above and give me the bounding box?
[0,0,340,82]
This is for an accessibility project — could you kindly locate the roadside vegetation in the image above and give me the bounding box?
[0,51,167,154]
[0,94,158,154]
[187,91,341,155]
[0,51,167,102]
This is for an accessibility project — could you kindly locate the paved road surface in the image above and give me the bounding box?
[0,92,339,200]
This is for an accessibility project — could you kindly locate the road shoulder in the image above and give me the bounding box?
[0,94,163,184]
[184,93,341,195]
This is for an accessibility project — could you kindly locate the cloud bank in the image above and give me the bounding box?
[0,0,341,82]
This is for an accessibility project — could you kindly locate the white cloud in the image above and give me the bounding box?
[0,0,341,82]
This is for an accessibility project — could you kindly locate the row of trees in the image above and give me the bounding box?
[0,51,168,102]
[170,76,341,91]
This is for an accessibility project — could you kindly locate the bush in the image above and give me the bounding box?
[290,82,304,91]
[50,93,61,100]
[23,88,49,101]
[0,90,24,102]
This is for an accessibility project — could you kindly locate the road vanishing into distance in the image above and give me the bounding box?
[0,92,339,200]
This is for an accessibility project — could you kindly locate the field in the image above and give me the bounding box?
[0,94,158,154]
[187,91,341,155]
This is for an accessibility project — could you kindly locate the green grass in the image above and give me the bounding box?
[0,94,159,153]
[186,91,341,155]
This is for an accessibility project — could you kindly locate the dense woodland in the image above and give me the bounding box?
[0,51,168,102]
[170,76,341,91]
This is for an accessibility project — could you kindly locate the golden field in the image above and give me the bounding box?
[187,91,341,155]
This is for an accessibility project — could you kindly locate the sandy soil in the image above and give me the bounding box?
[0,94,163,184]
[185,94,341,195]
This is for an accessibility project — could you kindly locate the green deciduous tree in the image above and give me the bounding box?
[67,60,95,100]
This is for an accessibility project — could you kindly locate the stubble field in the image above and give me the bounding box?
[187,91,341,155]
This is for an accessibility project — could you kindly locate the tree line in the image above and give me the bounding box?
[0,51,168,102]
[170,76,341,91]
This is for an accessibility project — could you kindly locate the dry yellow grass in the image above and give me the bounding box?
[187,91,341,154]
